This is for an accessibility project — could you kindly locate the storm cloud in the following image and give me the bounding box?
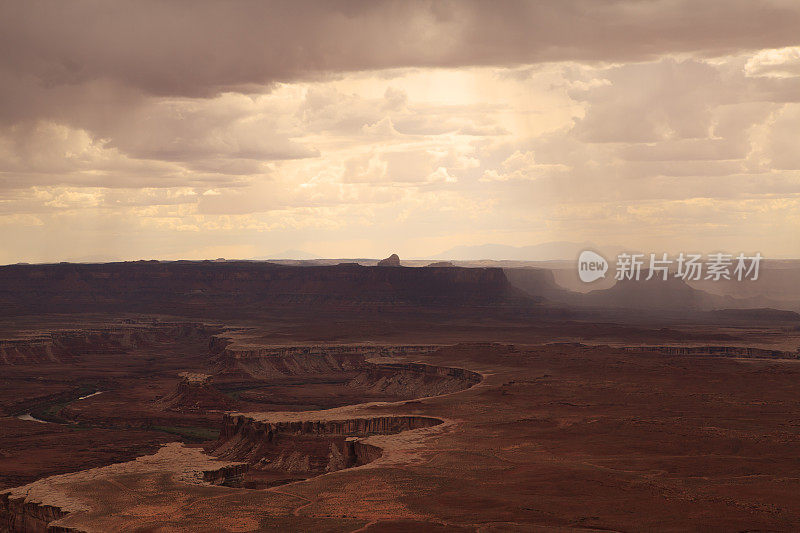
[1,1,799,262]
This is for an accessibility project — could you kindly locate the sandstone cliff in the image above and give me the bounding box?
[207,413,440,484]
[347,362,482,399]
[211,339,440,378]
[0,322,219,366]
[157,373,235,413]
[625,345,799,359]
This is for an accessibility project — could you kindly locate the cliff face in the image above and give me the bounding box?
[0,261,526,316]
[208,413,441,485]
[201,463,249,486]
[210,340,482,401]
[0,494,71,533]
[157,373,235,413]
[217,414,443,440]
[215,348,366,378]
[0,443,247,532]
[348,362,482,399]
[0,322,218,366]
[626,345,799,359]
[211,340,440,378]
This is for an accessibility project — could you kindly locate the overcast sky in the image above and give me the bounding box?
[1,0,800,262]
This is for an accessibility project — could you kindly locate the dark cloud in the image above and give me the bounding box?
[2,1,800,261]
[2,0,800,122]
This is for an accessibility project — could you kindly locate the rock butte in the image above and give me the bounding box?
[377,253,401,267]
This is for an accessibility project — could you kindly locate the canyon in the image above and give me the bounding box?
[1,261,800,531]
[0,316,487,530]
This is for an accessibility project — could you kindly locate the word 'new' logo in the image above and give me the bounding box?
[578,250,608,283]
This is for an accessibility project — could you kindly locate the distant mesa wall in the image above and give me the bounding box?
[625,345,799,359]
[0,261,527,316]
[503,267,568,302]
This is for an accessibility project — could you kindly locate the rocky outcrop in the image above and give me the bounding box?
[208,414,441,482]
[215,348,365,378]
[348,362,482,399]
[157,373,235,413]
[211,341,482,399]
[378,254,401,267]
[426,261,455,268]
[325,438,382,472]
[0,494,72,533]
[201,463,249,486]
[0,322,220,366]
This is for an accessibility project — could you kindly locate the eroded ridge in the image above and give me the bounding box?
[209,336,442,378]
[348,361,482,399]
[0,322,220,365]
[207,413,443,488]
[207,338,482,401]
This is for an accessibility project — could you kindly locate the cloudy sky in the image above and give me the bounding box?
[2,0,800,263]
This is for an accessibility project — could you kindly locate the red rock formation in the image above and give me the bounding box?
[158,373,235,413]
[624,345,799,359]
[217,413,443,441]
[0,494,71,533]
[201,463,249,486]
[211,341,441,378]
[347,362,482,399]
[0,322,220,366]
[207,413,441,486]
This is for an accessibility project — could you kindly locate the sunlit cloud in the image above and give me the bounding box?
[1,2,800,262]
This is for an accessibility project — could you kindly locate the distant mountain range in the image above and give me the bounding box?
[430,242,619,261]
[251,250,322,260]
